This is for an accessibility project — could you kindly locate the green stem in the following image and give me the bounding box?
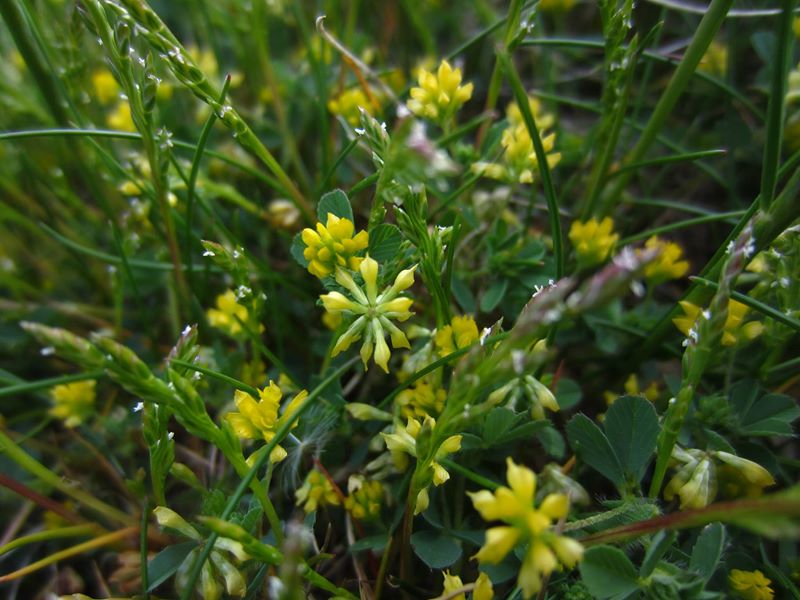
[0,524,100,556]
[0,370,104,399]
[617,210,747,245]
[178,357,359,600]
[497,51,564,278]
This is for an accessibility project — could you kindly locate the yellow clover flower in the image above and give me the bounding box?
[603,374,659,407]
[301,214,369,279]
[673,299,763,347]
[569,217,619,268]
[107,101,135,132]
[431,570,494,600]
[344,475,384,521]
[396,380,447,419]
[225,381,308,463]
[328,87,378,126]
[295,469,341,513]
[642,236,690,284]
[320,256,416,373]
[729,569,774,600]
[468,458,584,599]
[92,69,119,104]
[50,380,96,428]
[664,446,774,509]
[408,59,473,123]
[381,416,462,514]
[434,315,480,357]
[698,40,728,78]
[207,290,250,337]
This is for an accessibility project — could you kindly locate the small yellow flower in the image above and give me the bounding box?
[301,214,369,279]
[488,376,559,421]
[472,98,561,185]
[603,374,659,406]
[295,469,341,513]
[698,40,728,78]
[92,69,120,104]
[187,45,219,79]
[225,381,308,463]
[328,87,378,126]
[344,475,384,520]
[569,217,619,268]
[320,256,416,373]
[50,380,96,428]
[207,290,250,337]
[434,315,480,357]
[265,199,301,231]
[673,299,763,347]
[431,570,494,600]
[538,0,577,12]
[408,59,473,123]
[107,101,135,132]
[381,416,462,514]
[395,380,447,419]
[469,458,583,599]
[643,236,690,284]
[729,569,774,600]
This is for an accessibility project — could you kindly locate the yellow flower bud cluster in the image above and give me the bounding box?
[472,97,561,185]
[344,475,385,521]
[664,446,774,509]
[328,87,379,126]
[469,458,583,599]
[729,569,774,600]
[430,570,494,600]
[395,380,447,419]
[408,59,473,123]
[320,255,416,372]
[295,469,341,513]
[225,381,308,463]
[568,217,619,268]
[49,380,96,428]
[642,235,690,284]
[381,416,462,514]
[434,315,480,358]
[301,214,369,279]
[673,299,763,347]
[206,290,251,337]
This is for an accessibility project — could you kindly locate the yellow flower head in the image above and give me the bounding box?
[472,98,561,185]
[302,214,369,279]
[431,570,494,600]
[699,40,728,78]
[225,381,308,463]
[673,299,763,347]
[408,59,473,123]
[207,290,251,337]
[381,416,462,513]
[50,380,96,428]
[328,87,378,126]
[729,569,774,600]
[468,458,583,599]
[569,217,619,268]
[344,475,384,521]
[295,469,341,513]
[395,380,447,419]
[643,236,690,284]
[107,101,135,132]
[434,315,480,357]
[92,69,120,104]
[320,256,416,373]
[187,45,219,79]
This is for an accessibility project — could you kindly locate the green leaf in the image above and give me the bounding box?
[410,530,462,569]
[567,414,625,488]
[290,232,309,268]
[147,541,197,591]
[317,188,353,222]
[451,277,476,314]
[739,393,800,436]
[482,407,517,445]
[639,531,677,578]
[690,523,725,581]
[367,223,402,263]
[537,423,566,459]
[480,278,508,313]
[580,545,640,599]
[604,395,659,484]
[348,534,389,554]
[555,378,583,410]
